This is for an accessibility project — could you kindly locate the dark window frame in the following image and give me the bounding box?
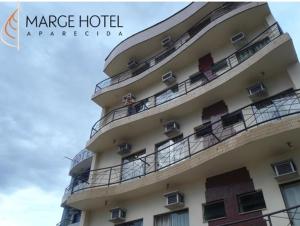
[211,59,228,74]
[237,190,266,213]
[189,72,207,85]
[203,199,226,222]
[194,122,212,138]
[221,111,244,127]
[115,218,143,226]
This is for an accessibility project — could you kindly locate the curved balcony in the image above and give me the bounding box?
[90,23,283,139]
[69,149,93,176]
[103,2,206,75]
[95,2,250,94]
[62,184,72,204]
[221,205,300,226]
[73,89,300,194]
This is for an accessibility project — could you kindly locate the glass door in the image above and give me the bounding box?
[156,135,185,170]
[281,181,300,226]
[121,150,146,181]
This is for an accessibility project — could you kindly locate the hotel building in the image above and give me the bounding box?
[58,2,300,226]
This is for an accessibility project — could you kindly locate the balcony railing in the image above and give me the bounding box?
[94,2,249,93]
[56,219,80,226]
[70,89,300,193]
[221,204,300,226]
[70,149,93,171]
[90,23,283,138]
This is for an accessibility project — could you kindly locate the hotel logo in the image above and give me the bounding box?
[0,3,20,50]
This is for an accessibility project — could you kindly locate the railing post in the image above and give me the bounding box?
[267,215,273,226]
[184,80,188,94]
[227,57,232,69]
[70,181,74,194]
[108,168,112,186]
[187,137,191,157]
[112,110,116,121]
[242,114,247,130]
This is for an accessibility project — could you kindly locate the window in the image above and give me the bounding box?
[132,62,150,76]
[189,72,207,85]
[203,200,226,221]
[272,91,300,117]
[72,212,81,224]
[194,122,212,138]
[128,98,150,115]
[73,169,90,187]
[121,150,146,181]
[253,99,280,123]
[156,47,176,63]
[237,190,266,213]
[237,37,270,63]
[154,209,189,226]
[212,59,228,74]
[188,17,211,37]
[155,85,179,105]
[156,135,187,169]
[117,219,143,226]
[252,90,300,123]
[281,181,300,226]
[221,111,244,127]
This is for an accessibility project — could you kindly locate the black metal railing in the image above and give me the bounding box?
[90,23,283,138]
[70,89,300,194]
[56,219,75,226]
[221,204,300,226]
[94,2,249,93]
[70,149,93,171]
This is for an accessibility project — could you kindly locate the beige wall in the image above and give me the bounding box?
[84,148,300,226]
[288,62,300,89]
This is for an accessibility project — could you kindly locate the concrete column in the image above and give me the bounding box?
[287,63,300,89]
[90,153,98,171]
[79,210,89,226]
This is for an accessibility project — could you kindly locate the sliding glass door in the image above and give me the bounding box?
[121,150,146,181]
[281,181,300,226]
[154,209,189,226]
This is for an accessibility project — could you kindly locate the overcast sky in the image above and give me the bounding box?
[0,2,299,226]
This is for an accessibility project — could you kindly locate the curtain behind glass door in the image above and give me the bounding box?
[281,181,300,226]
[121,151,146,181]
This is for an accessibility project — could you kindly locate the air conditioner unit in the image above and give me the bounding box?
[109,208,126,223]
[122,93,136,105]
[118,143,132,155]
[247,82,267,99]
[164,121,180,136]
[164,191,184,210]
[272,160,298,182]
[128,59,138,69]
[162,71,176,85]
[230,32,245,45]
[161,36,173,48]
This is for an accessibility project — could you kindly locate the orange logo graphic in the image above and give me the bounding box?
[0,3,20,50]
